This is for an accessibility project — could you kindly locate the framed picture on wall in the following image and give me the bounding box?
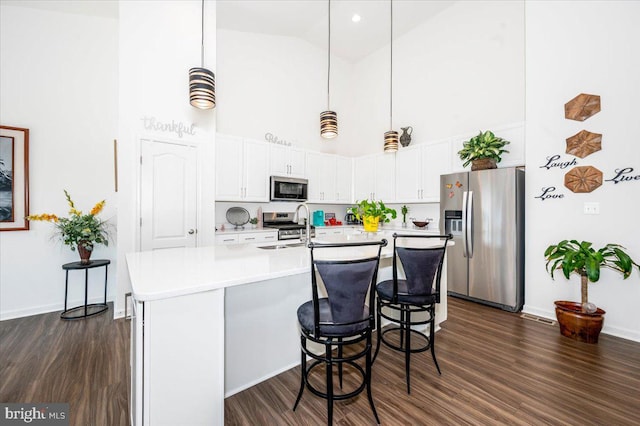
[0,125,30,231]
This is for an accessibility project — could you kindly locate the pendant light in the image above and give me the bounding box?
[384,0,398,152]
[189,0,215,109]
[320,0,338,138]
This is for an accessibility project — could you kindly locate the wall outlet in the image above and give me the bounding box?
[584,202,600,215]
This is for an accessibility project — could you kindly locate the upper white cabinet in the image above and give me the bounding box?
[270,145,306,178]
[216,134,270,202]
[306,152,353,204]
[335,156,353,203]
[396,140,451,202]
[354,153,395,202]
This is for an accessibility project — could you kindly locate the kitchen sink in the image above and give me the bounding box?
[258,242,307,250]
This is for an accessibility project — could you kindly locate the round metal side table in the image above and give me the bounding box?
[61,259,110,320]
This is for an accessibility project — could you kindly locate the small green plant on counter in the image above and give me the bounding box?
[249,217,259,225]
[349,200,397,223]
[458,130,510,168]
[401,205,409,223]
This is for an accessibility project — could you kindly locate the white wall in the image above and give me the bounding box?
[0,5,118,319]
[216,29,353,155]
[524,0,640,341]
[116,0,217,317]
[349,0,525,157]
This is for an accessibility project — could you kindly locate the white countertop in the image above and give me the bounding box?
[126,232,452,302]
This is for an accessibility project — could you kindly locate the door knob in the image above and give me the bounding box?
[188,229,195,235]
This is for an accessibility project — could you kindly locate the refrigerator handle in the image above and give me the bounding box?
[461,191,468,258]
[467,190,474,258]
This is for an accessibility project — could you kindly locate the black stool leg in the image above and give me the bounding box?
[373,298,382,363]
[399,308,405,349]
[326,342,334,426]
[293,336,306,411]
[405,307,412,394]
[366,333,380,424]
[430,305,442,375]
[337,337,343,389]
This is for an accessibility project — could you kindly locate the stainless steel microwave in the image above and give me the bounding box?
[270,176,308,201]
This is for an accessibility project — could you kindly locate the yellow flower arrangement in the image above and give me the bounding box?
[27,190,110,252]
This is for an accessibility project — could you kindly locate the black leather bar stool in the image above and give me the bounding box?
[373,233,451,393]
[293,239,387,425]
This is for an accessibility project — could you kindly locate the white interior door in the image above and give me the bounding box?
[140,139,197,251]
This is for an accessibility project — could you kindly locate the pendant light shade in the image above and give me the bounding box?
[384,130,399,152]
[320,110,338,138]
[384,0,397,152]
[190,0,215,110]
[320,0,337,138]
[189,67,215,109]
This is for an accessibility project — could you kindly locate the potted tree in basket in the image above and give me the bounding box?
[544,239,639,343]
[458,130,510,171]
[349,200,397,232]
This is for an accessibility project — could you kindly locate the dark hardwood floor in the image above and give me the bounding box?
[1,298,639,425]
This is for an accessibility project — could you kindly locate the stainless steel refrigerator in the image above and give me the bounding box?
[439,167,525,312]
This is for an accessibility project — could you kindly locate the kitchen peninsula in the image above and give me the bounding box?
[126,231,451,425]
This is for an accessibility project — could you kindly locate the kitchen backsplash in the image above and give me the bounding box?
[215,202,441,231]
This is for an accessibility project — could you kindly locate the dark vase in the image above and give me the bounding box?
[77,241,93,265]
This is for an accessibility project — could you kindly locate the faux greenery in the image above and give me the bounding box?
[458,130,510,168]
[544,240,639,310]
[349,200,397,223]
[27,190,110,251]
[249,217,259,225]
[401,205,409,223]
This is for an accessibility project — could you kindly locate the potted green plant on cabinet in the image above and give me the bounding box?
[458,130,510,171]
[544,239,639,343]
[349,200,397,232]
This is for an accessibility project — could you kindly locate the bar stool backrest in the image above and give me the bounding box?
[392,234,452,304]
[309,239,387,337]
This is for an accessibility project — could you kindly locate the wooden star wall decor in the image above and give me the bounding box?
[564,165,603,193]
[566,130,602,158]
[564,93,601,121]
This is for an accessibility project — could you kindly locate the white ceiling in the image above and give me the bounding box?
[2,0,456,63]
[217,0,456,63]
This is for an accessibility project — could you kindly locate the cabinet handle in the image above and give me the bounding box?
[417,189,420,198]
[245,237,255,240]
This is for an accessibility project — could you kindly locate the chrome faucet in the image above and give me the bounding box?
[295,203,311,243]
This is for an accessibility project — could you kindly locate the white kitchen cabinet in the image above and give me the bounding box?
[131,291,225,426]
[270,144,306,178]
[216,134,270,202]
[335,156,353,203]
[306,152,352,204]
[215,230,277,246]
[353,153,396,202]
[215,234,239,245]
[396,140,451,202]
[306,152,335,202]
[314,227,344,238]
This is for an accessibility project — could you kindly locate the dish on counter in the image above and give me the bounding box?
[412,220,430,228]
[226,207,250,229]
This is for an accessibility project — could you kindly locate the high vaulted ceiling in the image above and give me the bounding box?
[217,0,455,63]
[2,0,456,63]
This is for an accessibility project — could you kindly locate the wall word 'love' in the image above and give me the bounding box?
[534,186,564,201]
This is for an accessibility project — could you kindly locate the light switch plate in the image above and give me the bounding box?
[584,202,600,215]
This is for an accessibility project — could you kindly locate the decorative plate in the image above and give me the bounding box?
[226,207,250,228]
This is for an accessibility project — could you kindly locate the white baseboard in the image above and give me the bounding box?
[0,297,114,321]
[224,360,299,398]
[522,306,639,343]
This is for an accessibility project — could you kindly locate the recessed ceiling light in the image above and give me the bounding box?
[352,14,361,23]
